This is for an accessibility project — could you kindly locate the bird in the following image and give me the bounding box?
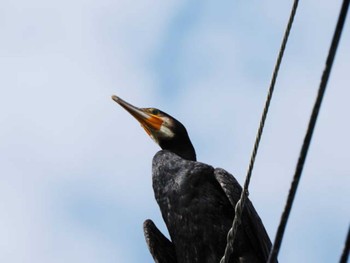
[112,95,277,263]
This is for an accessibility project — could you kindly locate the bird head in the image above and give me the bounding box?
[112,95,196,161]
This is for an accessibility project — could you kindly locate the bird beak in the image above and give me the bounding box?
[111,95,163,135]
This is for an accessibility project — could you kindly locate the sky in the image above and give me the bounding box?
[0,0,349,262]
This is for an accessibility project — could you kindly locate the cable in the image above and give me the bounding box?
[340,225,350,263]
[219,1,300,262]
[267,1,350,262]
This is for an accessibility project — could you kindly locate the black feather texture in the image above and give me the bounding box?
[145,150,276,263]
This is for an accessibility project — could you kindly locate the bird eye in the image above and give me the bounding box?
[151,108,160,115]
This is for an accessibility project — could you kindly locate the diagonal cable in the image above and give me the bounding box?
[339,225,350,263]
[220,1,299,262]
[267,0,350,262]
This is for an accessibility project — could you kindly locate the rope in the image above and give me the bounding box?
[220,1,300,262]
[267,1,350,262]
[340,225,350,263]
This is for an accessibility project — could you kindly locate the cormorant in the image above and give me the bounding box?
[112,95,276,263]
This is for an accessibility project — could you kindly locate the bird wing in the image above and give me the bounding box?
[214,168,274,262]
[143,219,177,263]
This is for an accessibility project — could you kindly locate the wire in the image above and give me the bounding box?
[219,1,300,262]
[340,225,350,263]
[267,1,350,262]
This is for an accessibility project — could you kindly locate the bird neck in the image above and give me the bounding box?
[160,138,196,161]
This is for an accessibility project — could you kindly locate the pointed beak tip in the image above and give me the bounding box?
[111,95,120,103]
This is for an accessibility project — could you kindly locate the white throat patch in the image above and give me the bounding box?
[149,118,175,144]
[159,123,175,139]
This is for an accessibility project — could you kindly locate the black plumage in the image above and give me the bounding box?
[112,95,277,263]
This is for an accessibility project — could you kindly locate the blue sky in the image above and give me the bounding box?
[0,1,349,262]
